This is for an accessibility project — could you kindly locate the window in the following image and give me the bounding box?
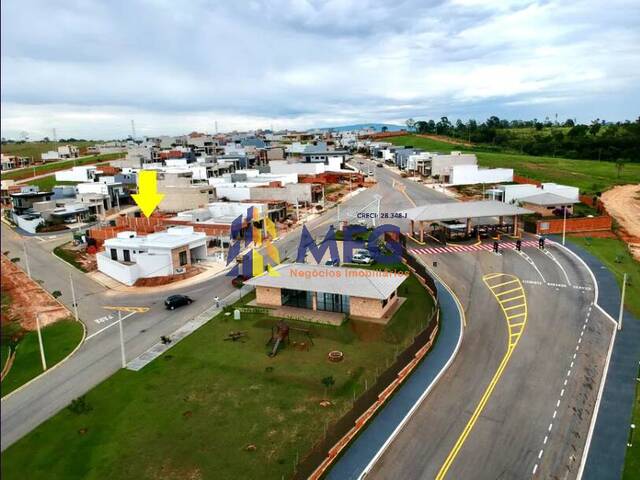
[281,289,312,309]
[123,250,131,262]
[382,298,388,308]
[179,250,188,266]
[110,249,117,261]
[317,292,349,313]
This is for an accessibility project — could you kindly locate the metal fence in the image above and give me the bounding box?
[292,243,440,479]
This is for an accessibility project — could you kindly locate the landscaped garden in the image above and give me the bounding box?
[1,265,436,480]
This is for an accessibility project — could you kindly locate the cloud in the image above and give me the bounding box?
[1,0,639,139]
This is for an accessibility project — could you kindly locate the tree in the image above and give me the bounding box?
[615,158,627,178]
[405,118,416,132]
[381,126,388,133]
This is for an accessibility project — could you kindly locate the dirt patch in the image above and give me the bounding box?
[601,184,640,260]
[1,255,71,331]
[415,134,474,148]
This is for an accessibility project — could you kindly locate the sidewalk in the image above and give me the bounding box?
[326,266,463,479]
[559,239,640,480]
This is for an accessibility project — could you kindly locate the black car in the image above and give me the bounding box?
[377,163,383,167]
[164,294,193,310]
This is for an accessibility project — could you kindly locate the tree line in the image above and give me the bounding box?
[405,116,640,163]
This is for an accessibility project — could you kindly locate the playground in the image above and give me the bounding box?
[2,266,436,480]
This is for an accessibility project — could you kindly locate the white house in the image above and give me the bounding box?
[96,226,207,286]
[449,164,513,186]
[487,182,580,204]
[55,166,99,182]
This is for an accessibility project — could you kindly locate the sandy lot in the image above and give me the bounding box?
[1,255,71,330]
[602,184,640,260]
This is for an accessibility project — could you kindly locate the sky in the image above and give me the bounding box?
[1,0,639,140]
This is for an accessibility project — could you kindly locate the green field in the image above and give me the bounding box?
[387,135,640,193]
[1,319,85,396]
[24,176,79,192]
[625,377,640,480]
[1,142,96,160]
[1,153,123,181]
[1,268,436,480]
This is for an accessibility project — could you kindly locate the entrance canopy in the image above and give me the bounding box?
[401,200,532,222]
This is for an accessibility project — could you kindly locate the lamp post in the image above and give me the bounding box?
[35,313,47,371]
[618,273,627,331]
[562,204,568,245]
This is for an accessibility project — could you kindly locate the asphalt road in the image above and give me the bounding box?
[366,241,614,479]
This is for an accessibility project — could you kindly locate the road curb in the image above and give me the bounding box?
[1,317,87,402]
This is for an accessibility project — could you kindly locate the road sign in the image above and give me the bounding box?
[103,306,150,313]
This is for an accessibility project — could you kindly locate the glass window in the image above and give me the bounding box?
[317,292,348,313]
[281,289,312,309]
[179,251,188,266]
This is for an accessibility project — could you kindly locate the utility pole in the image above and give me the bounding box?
[35,313,47,371]
[118,310,126,368]
[295,198,299,222]
[618,273,627,331]
[23,242,31,278]
[562,204,568,245]
[69,274,79,321]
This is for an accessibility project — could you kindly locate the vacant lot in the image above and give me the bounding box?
[1,141,96,160]
[386,135,640,193]
[1,153,123,181]
[1,268,436,480]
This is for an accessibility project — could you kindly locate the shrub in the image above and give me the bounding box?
[67,396,93,415]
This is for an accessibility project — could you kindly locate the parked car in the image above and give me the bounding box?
[164,294,193,310]
[351,253,374,265]
[325,259,339,266]
[377,163,383,167]
[231,274,248,288]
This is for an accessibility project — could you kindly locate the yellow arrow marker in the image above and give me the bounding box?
[132,170,165,218]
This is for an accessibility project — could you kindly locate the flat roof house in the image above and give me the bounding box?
[96,226,207,286]
[245,263,408,324]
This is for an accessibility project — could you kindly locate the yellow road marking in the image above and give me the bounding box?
[503,304,525,312]
[103,306,150,313]
[499,294,525,303]
[495,287,520,297]
[483,273,504,280]
[435,273,527,480]
[508,312,526,320]
[488,279,519,289]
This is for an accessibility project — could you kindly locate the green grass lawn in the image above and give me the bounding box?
[1,153,123,181]
[1,269,435,480]
[568,237,640,318]
[624,375,640,480]
[1,319,84,396]
[386,135,640,194]
[24,176,79,192]
[1,142,96,160]
[53,244,89,273]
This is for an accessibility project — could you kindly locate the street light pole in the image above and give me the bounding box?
[118,310,126,368]
[35,313,47,371]
[23,242,31,278]
[618,273,627,331]
[562,204,568,245]
[69,274,79,321]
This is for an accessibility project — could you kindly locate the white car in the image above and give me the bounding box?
[351,252,374,265]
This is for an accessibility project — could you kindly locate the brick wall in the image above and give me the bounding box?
[349,296,385,318]
[255,286,282,307]
[536,215,612,234]
[513,174,541,186]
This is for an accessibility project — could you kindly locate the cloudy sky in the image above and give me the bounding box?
[2,0,639,139]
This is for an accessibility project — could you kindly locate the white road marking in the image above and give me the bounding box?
[543,435,548,444]
[86,312,136,340]
[538,449,544,459]
[532,464,538,475]
[557,399,561,408]
[553,410,557,419]
[560,389,565,397]
[548,423,553,432]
